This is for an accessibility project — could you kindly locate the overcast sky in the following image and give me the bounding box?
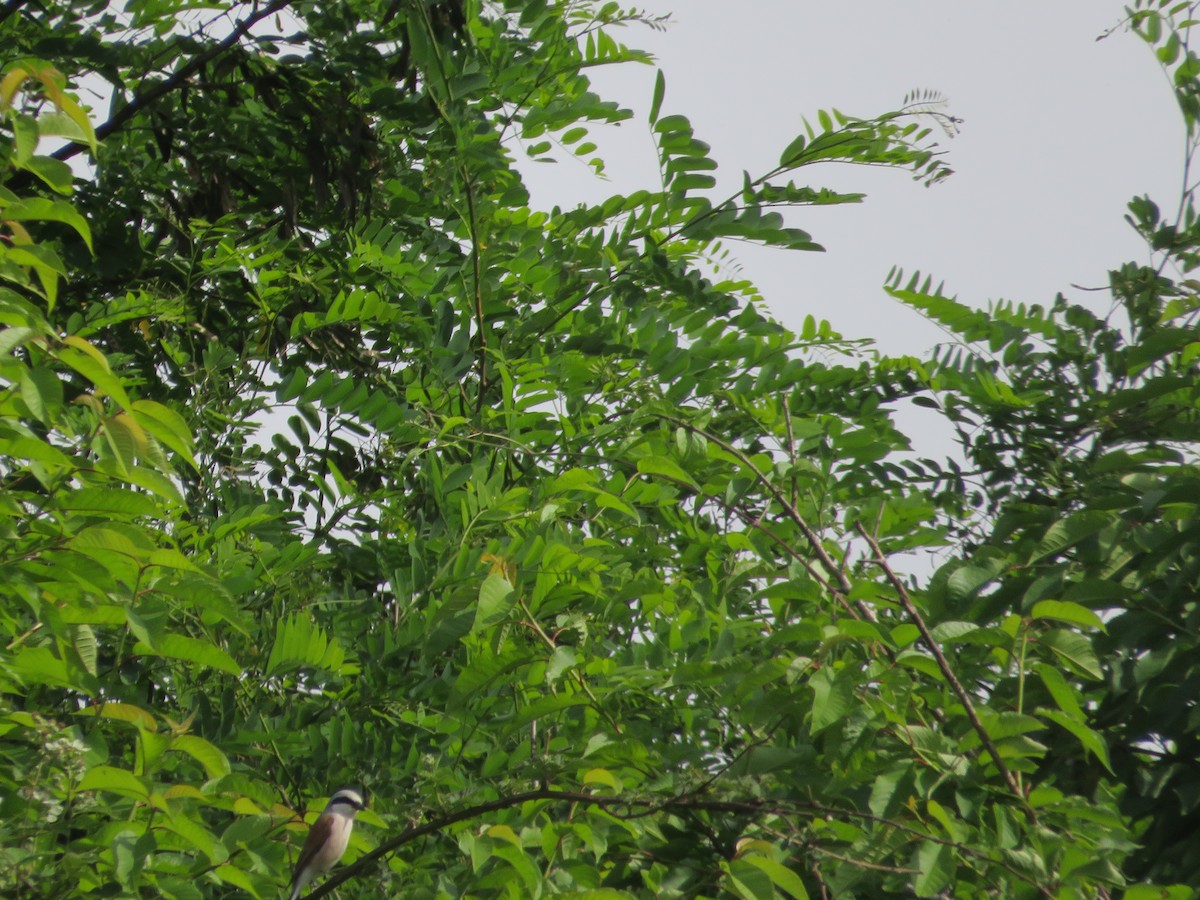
[518,1,1181,358]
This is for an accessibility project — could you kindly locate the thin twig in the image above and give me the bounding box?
[781,401,799,510]
[808,846,918,875]
[721,498,862,621]
[809,858,832,900]
[517,598,623,734]
[662,417,847,588]
[854,521,1034,819]
[462,169,488,413]
[660,414,878,622]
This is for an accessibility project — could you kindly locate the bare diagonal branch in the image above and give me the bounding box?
[50,0,294,163]
[307,786,1054,899]
[854,521,1034,818]
[0,0,31,27]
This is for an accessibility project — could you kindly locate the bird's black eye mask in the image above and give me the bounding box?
[331,794,366,811]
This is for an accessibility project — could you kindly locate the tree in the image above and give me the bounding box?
[0,1,1192,897]
[883,2,1200,889]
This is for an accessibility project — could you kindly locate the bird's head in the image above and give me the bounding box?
[327,789,366,816]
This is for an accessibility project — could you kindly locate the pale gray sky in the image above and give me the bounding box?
[519,1,1180,357]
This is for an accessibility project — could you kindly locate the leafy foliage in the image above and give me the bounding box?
[881,4,1200,888]
[0,1,1195,898]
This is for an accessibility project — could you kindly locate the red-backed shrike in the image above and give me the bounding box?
[288,788,366,900]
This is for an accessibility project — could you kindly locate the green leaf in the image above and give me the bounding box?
[19,366,63,424]
[474,573,516,633]
[809,665,855,734]
[1122,887,1195,900]
[77,702,158,732]
[159,808,224,863]
[70,522,152,558]
[135,633,240,676]
[24,155,74,194]
[929,620,978,642]
[0,326,40,356]
[12,113,37,164]
[131,399,197,469]
[8,645,96,693]
[594,490,638,519]
[73,623,98,675]
[648,69,666,124]
[170,734,232,779]
[43,83,98,153]
[913,840,954,897]
[1033,663,1085,720]
[724,859,775,900]
[654,113,691,135]
[1039,709,1114,774]
[779,133,807,166]
[78,765,148,799]
[1030,600,1104,631]
[265,616,347,675]
[211,864,263,897]
[546,645,577,683]
[582,768,622,793]
[0,197,93,251]
[741,855,810,899]
[485,827,542,894]
[1039,629,1103,681]
[119,463,186,505]
[54,337,131,408]
[55,487,162,519]
[869,765,914,818]
[636,454,700,489]
[561,126,588,145]
[0,432,74,471]
[1030,511,1113,563]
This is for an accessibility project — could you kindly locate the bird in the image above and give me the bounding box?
[287,788,367,900]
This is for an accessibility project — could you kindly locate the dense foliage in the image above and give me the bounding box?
[1,0,1197,897]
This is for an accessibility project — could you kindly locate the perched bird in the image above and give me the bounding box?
[288,788,367,900]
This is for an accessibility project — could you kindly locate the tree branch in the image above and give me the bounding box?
[853,521,1035,819]
[658,413,878,623]
[306,785,1053,899]
[0,0,30,26]
[50,0,294,164]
